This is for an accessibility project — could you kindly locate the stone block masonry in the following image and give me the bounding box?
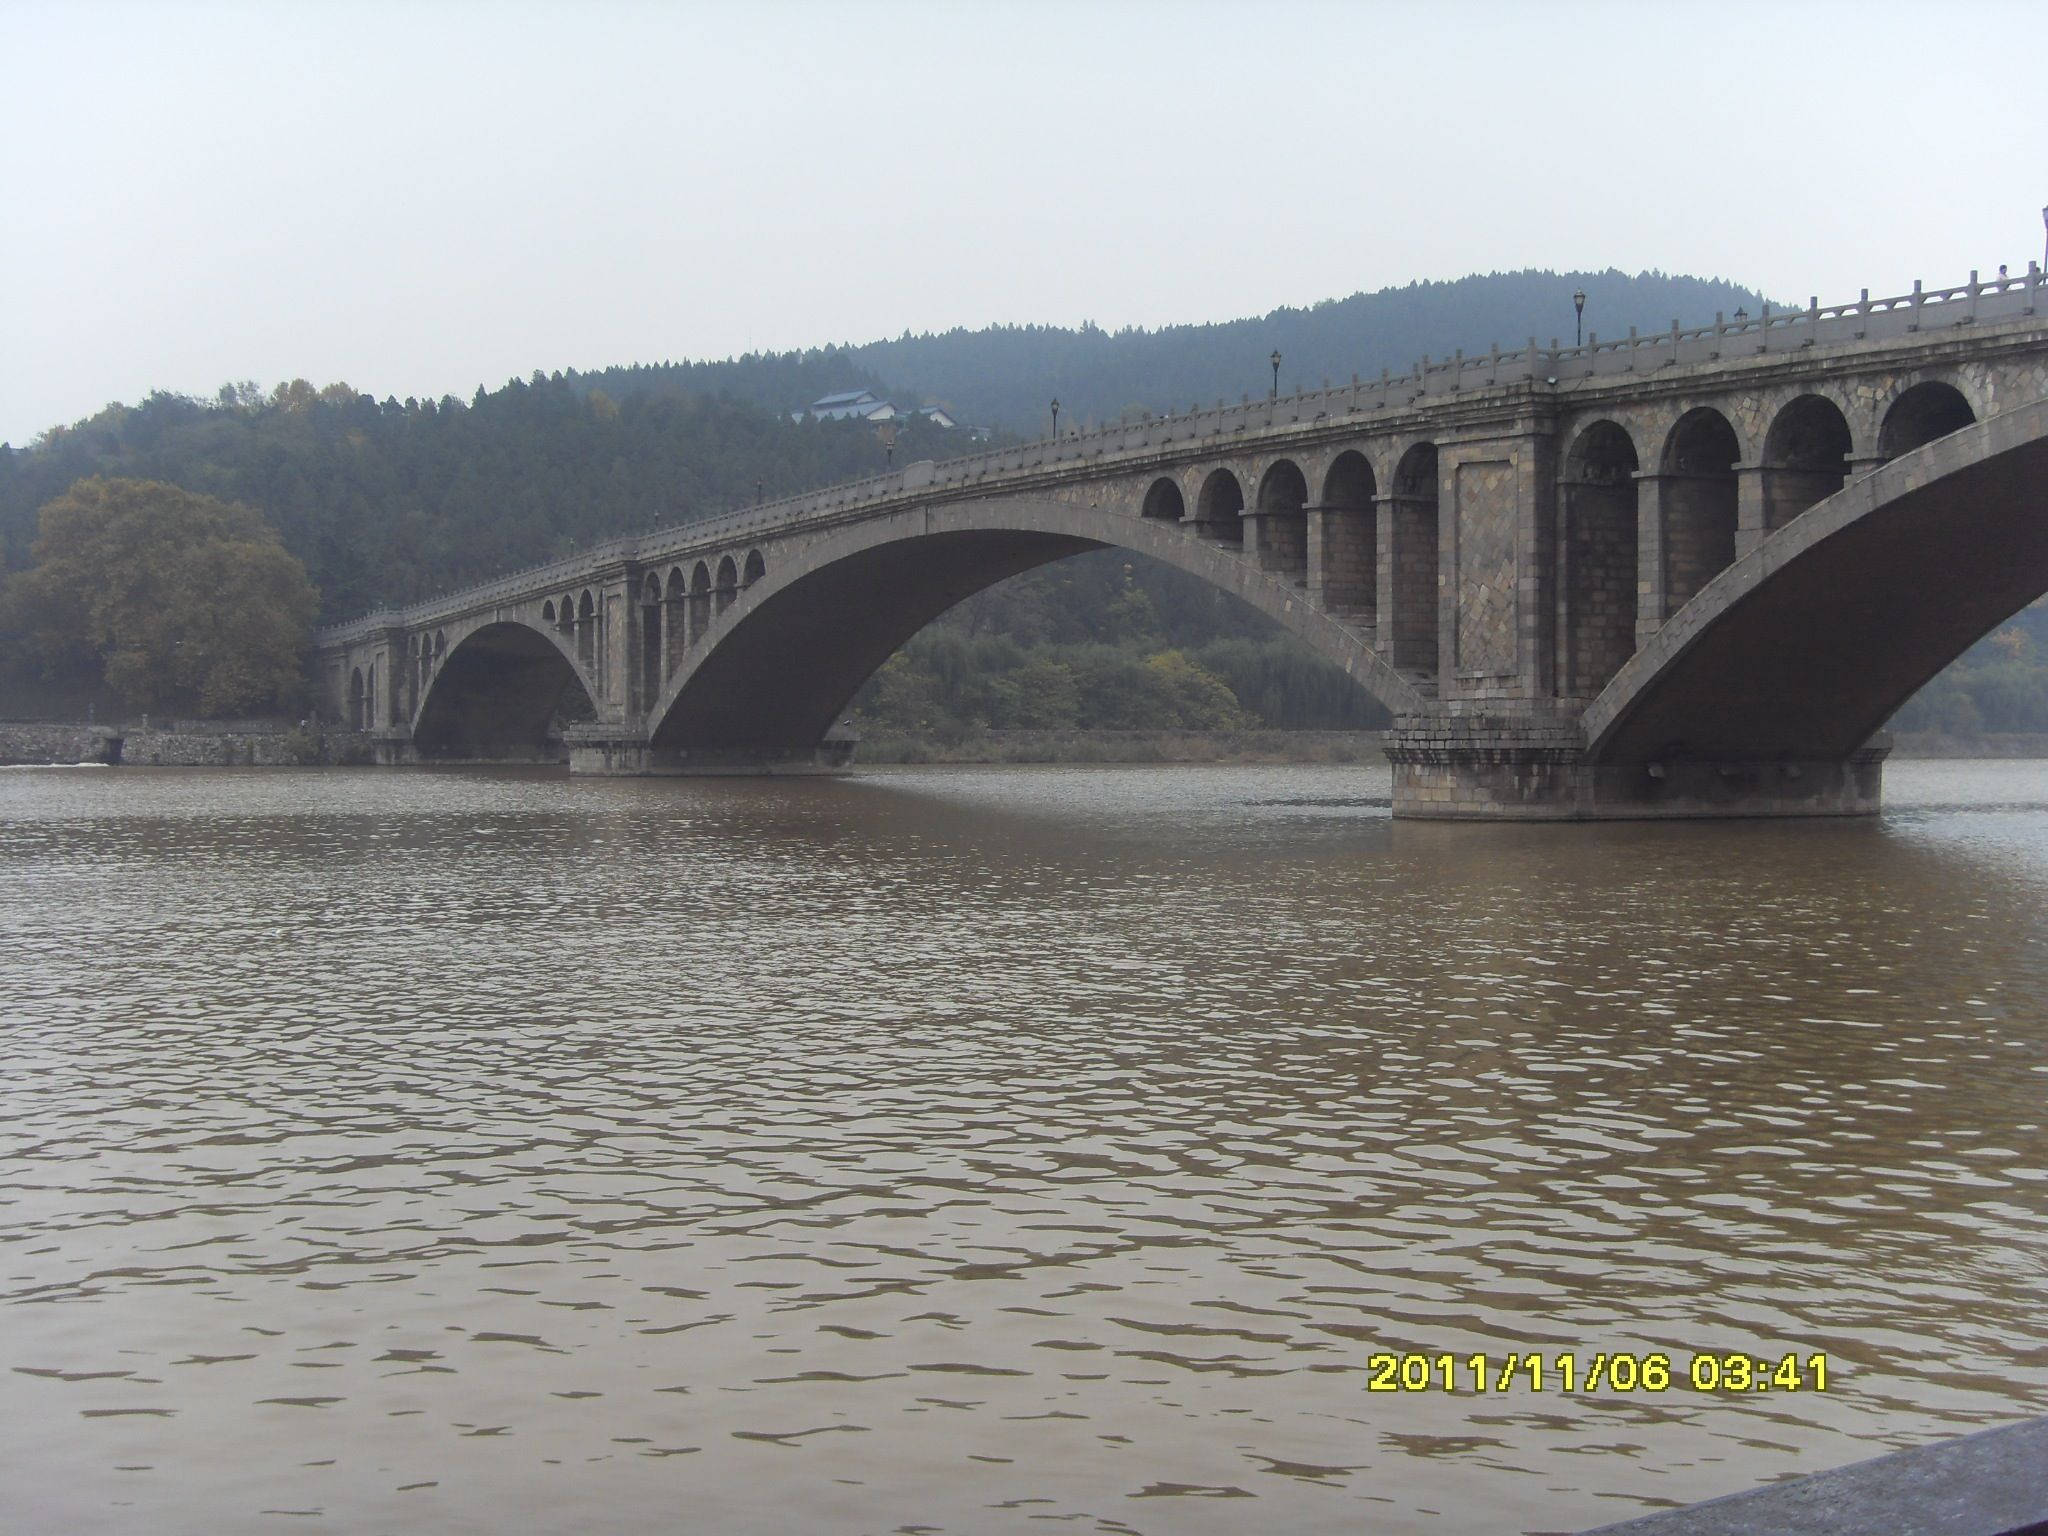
[0,722,375,767]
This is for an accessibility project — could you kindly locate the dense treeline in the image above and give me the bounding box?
[1892,607,2048,736]
[848,551,1391,738]
[3,478,318,715]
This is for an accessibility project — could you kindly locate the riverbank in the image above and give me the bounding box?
[7,719,2046,769]
[1888,731,2048,758]
[0,720,373,767]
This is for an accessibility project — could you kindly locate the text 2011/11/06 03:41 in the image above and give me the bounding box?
[1365,1352,1831,1394]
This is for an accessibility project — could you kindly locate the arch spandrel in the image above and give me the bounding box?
[409,616,600,756]
[1585,397,2048,765]
[643,495,1426,757]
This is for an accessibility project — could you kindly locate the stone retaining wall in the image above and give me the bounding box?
[0,723,375,767]
[0,724,116,766]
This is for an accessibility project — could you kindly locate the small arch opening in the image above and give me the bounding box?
[1194,469,1245,545]
[1387,442,1439,676]
[1762,394,1852,531]
[1879,380,1976,459]
[1659,408,1740,617]
[743,549,767,587]
[1561,421,1641,696]
[663,566,688,678]
[641,576,664,706]
[1318,450,1378,625]
[1141,477,1185,522]
[576,590,596,671]
[715,555,740,618]
[1254,460,1309,584]
[689,561,713,647]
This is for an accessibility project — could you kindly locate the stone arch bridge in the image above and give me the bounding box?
[315,268,2048,819]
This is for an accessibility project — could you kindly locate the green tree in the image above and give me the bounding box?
[1145,650,1247,729]
[6,477,318,714]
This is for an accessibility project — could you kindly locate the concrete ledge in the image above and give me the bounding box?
[1580,1417,2048,1536]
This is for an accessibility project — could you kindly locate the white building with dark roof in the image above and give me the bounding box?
[796,390,956,428]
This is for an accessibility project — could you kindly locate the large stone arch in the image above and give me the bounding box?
[644,497,1427,766]
[1585,397,2048,767]
[412,618,599,761]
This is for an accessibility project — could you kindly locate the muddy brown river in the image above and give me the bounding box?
[3,760,2046,1533]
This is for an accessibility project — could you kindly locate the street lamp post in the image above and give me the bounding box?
[1269,349,1282,400]
[1050,398,1060,438]
[2041,205,2047,272]
[1573,289,1586,348]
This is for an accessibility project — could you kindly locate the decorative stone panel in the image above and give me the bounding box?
[1453,458,1518,677]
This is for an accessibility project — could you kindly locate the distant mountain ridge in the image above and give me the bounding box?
[3,266,1775,625]
[577,268,1776,435]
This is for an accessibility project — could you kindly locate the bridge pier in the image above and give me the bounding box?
[370,726,417,766]
[1385,714,1887,820]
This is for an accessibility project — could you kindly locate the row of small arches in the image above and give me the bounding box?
[640,550,768,700]
[1136,379,1976,539]
[1132,378,1977,692]
[533,549,770,634]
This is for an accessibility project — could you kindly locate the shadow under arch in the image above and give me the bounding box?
[1585,398,2048,766]
[645,496,1427,762]
[413,619,598,761]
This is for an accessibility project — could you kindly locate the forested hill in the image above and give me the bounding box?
[579,269,1775,432]
[0,381,975,624]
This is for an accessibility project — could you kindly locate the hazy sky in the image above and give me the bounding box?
[3,0,2040,444]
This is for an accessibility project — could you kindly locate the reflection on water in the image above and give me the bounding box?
[2,759,2046,1534]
